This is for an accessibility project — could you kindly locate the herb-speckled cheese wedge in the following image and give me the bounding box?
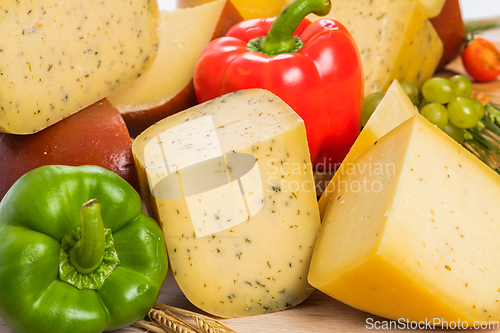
[0,0,159,134]
[133,89,320,318]
[319,0,443,96]
[310,114,500,323]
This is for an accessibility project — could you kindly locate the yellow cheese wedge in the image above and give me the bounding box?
[133,89,320,318]
[108,1,227,113]
[309,114,500,324]
[409,0,446,18]
[318,0,443,96]
[179,0,287,19]
[0,0,159,134]
[230,0,287,19]
[318,80,417,219]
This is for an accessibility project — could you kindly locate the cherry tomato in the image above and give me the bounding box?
[462,37,500,82]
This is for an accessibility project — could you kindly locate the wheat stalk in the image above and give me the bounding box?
[133,303,240,333]
[154,303,239,333]
[133,320,166,333]
[148,307,203,333]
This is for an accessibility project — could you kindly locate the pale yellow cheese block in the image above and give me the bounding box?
[133,89,320,318]
[285,0,446,18]
[0,0,159,134]
[108,1,226,113]
[318,80,417,219]
[309,114,500,323]
[315,0,443,96]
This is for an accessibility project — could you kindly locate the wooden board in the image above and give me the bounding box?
[2,32,500,333]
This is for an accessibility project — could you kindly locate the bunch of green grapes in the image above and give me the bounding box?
[362,75,485,144]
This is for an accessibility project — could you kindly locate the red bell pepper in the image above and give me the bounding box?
[193,0,363,170]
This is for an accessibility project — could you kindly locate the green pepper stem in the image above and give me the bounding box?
[69,199,105,274]
[257,0,331,56]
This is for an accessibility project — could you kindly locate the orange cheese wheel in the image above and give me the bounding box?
[0,99,138,200]
[430,0,466,70]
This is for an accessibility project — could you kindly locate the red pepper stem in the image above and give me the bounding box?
[258,0,331,56]
[69,199,105,274]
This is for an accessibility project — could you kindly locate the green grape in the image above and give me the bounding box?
[443,122,465,144]
[421,77,455,104]
[449,75,473,98]
[362,91,385,126]
[468,97,485,120]
[419,98,430,110]
[447,97,480,129]
[400,81,419,106]
[420,103,449,130]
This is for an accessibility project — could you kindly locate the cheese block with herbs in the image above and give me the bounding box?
[133,89,320,318]
[0,0,159,134]
[323,0,443,96]
[318,80,418,218]
[310,114,500,323]
[285,0,445,18]
[108,0,243,137]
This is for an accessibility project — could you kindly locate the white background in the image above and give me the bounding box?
[156,0,500,21]
[158,0,176,11]
[461,0,500,20]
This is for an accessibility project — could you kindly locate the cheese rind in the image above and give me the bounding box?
[322,0,443,96]
[318,80,417,218]
[0,0,159,134]
[133,89,320,318]
[310,114,500,323]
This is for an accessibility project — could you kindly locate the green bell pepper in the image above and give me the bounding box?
[0,165,168,333]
